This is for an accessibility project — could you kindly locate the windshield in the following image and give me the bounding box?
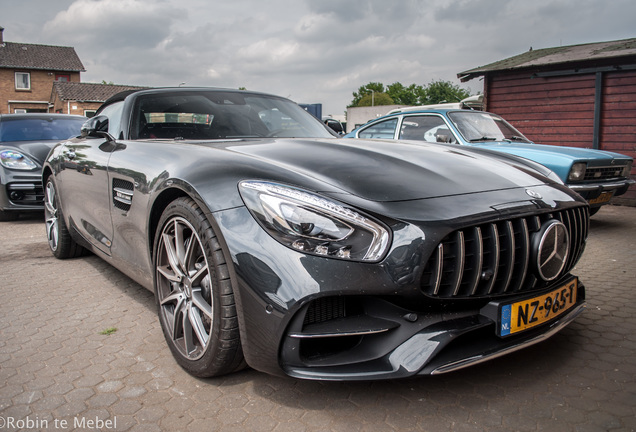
[0,116,85,142]
[448,111,531,143]
[132,91,334,140]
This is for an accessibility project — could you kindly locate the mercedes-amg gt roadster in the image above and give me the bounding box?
[43,88,589,380]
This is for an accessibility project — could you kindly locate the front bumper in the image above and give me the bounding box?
[569,178,635,205]
[213,185,589,380]
[0,169,44,212]
[280,285,585,380]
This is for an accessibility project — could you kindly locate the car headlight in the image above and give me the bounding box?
[239,181,391,261]
[567,163,587,182]
[0,149,38,170]
[622,161,633,178]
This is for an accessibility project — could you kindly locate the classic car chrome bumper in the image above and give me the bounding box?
[569,178,635,193]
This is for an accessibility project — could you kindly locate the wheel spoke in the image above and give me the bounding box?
[160,290,183,307]
[174,221,189,273]
[189,263,208,287]
[44,201,56,216]
[188,303,209,348]
[162,232,185,279]
[45,183,56,213]
[46,218,58,249]
[157,264,181,283]
[168,294,186,342]
[158,279,186,342]
[181,306,196,355]
[183,230,197,270]
[191,289,213,319]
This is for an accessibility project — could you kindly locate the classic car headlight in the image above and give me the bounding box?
[239,181,391,261]
[567,163,587,182]
[0,149,38,170]
[622,161,633,178]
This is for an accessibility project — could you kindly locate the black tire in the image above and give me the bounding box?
[153,197,244,377]
[0,210,19,222]
[44,177,86,259]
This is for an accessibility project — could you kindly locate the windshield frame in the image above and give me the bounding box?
[128,90,335,141]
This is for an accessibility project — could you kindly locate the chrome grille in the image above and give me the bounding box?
[584,166,626,181]
[421,206,589,299]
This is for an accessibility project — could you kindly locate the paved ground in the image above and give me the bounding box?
[1,205,635,432]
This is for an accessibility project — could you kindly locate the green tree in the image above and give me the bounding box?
[387,82,427,105]
[357,92,394,106]
[350,80,472,107]
[349,82,386,107]
[423,80,471,104]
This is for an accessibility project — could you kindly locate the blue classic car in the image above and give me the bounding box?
[345,108,634,215]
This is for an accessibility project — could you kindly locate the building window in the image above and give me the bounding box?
[15,72,31,90]
[84,110,97,118]
[55,74,70,82]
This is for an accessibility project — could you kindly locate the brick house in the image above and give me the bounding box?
[0,27,85,114]
[50,82,146,117]
[458,38,636,204]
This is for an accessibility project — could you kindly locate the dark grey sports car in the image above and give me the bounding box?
[0,113,86,221]
[43,88,589,380]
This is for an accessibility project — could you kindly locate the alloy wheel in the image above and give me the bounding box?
[156,217,214,360]
[44,181,59,252]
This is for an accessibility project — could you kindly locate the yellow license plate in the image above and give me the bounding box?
[588,191,613,205]
[499,278,578,336]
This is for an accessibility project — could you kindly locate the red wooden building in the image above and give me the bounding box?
[458,38,636,204]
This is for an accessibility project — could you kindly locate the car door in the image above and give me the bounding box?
[56,102,126,255]
[105,141,163,288]
[57,134,114,255]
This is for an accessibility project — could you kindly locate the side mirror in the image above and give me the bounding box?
[81,115,113,140]
[436,134,451,143]
[325,119,344,134]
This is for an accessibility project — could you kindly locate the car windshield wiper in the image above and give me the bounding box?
[502,135,529,142]
[468,136,497,142]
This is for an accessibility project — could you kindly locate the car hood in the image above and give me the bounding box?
[222,138,557,202]
[470,141,632,165]
[0,140,58,164]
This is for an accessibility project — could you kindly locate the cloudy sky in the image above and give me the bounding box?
[3,0,635,116]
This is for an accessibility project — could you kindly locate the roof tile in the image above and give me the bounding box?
[0,41,85,71]
[52,82,146,102]
[458,38,636,82]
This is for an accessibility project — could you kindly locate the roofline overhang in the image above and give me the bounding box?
[0,65,86,72]
[8,100,49,104]
[459,61,636,82]
[57,99,105,103]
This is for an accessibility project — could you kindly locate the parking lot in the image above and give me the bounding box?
[1,205,635,432]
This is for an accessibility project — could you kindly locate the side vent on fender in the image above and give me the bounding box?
[113,178,134,211]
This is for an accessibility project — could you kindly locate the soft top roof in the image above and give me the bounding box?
[99,87,285,112]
